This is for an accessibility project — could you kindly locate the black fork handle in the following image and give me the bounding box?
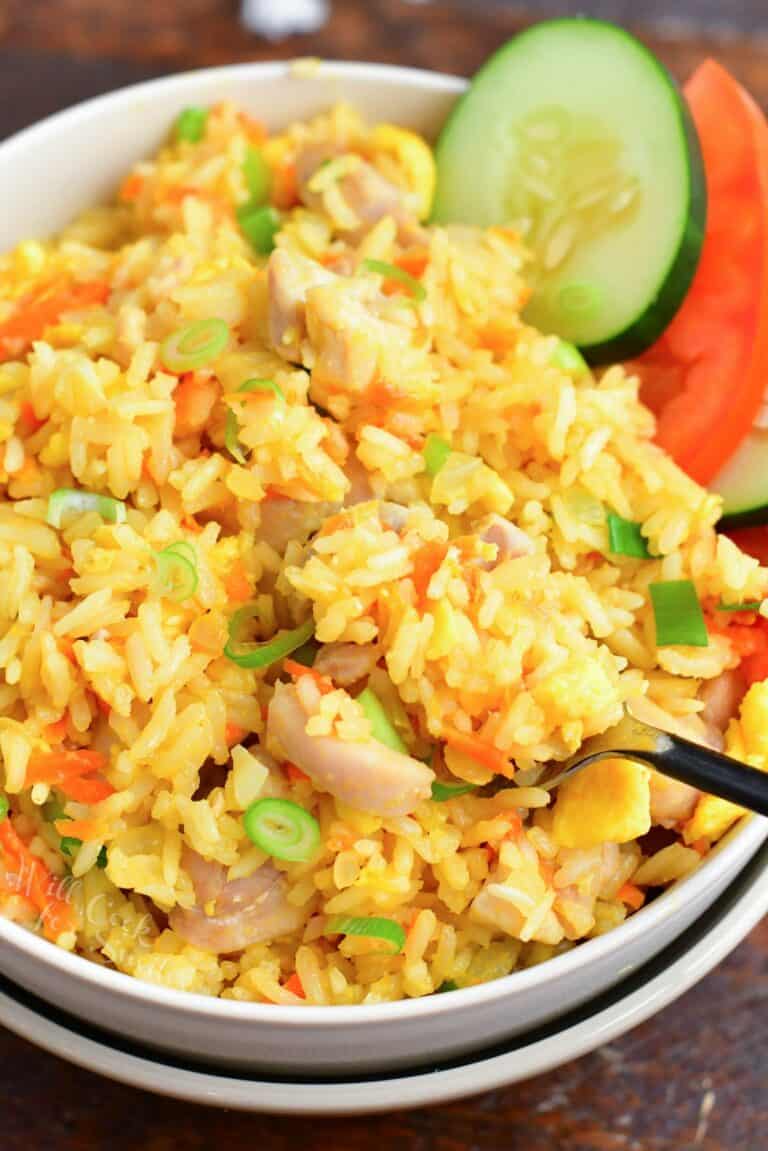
[618,733,768,817]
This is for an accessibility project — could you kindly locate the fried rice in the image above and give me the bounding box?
[0,99,766,1005]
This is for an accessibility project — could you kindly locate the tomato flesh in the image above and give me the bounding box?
[636,60,768,485]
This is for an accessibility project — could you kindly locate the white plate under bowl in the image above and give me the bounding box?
[2,841,766,1114]
[1,58,767,1077]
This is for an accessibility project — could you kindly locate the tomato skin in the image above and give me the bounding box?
[637,61,768,485]
[723,525,768,566]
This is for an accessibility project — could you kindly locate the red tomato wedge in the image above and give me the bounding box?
[636,60,768,485]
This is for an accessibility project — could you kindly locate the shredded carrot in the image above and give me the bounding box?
[283,660,334,695]
[284,761,310,783]
[120,173,145,202]
[478,322,518,354]
[283,972,305,998]
[502,812,523,838]
[43,716,69,745]
[690,838,710,857]
[442,726,513,777]
[173,372,220,435]
[239,113,268,145]
[264,479,320,501]
[225,723,248,747]
[59,776,115,804]
[0,819,75,939]
[364,379,406,408]
[55,818,99,841]
[93,694,111,717]
[222,389,278,407]
[224,560,251,604]
[0,279,110,361]
[395,247,430,278]
[410,541,448,606]
[18,400,46,434]
[26,749,107,784]
[617,882,646,911]
[272,161,298,210]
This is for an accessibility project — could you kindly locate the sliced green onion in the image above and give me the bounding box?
[716,600,763,613]
[43,800,69,823]
[238,204,282,255]
[606,512,652,559]
[431,780,478,802]
[162,540,196,565]
[243,146,272,206]
[0,793,8,822]
[363,258,427,303]
[160,317,230,374]
[423,433,451,477]
[59,836,82,858]
[551,340,588,376]
[326,915,406,954]
[243,798,320,862]
[357,687,408,754]
[225,378,285,464]
[47,488,127,530]
[289,638,320,668]
[649,580,709,648]
[152,546,199,602]
[224,606,314,669]
[436,979,459,993]
[175,106,208,144]
[96,846,108,869]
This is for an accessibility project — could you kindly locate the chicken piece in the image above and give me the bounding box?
[257,457,373,554]
[649,775,700,828]
[699,668,746,735]
[297,147,425,245]
[313,642,381,686]
[478,515,534,567]
[267,248,334,362]
[169,847,304,954]
[267,682,434,817]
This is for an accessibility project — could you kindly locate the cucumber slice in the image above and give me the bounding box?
[714,427,768,528]
[432,19,706,364]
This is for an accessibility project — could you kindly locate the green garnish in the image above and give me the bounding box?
[47,489,127,530]
[175,106,208,144]
[289,639,320,668]
[326,915,407,954]
[225,378,285,464]
[224,605,314,669]
[237,204,282,255]
[43,800,69,823]
[431,780,478,802]
[243,146,272,206]
[606,512,652,559]
[96,846,108,869]
[59,836,81,858]
[650,580,709,648]
[160,317,230,373]
[357,687,408,754]
[436,979,459,993]
[363,258,427,303]
[716,600,763,613]
[152,545,199,603]
[243,797,320,862]
[423,434,451,477]
[551,340,589,376]
[0,794,8,822]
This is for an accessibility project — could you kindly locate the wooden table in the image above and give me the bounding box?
[1,3,766,1146]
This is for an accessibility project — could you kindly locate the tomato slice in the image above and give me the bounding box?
[635,60,768,485]
[722,525,768,566]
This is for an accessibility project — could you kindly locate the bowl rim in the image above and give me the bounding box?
[1,58,765,1026]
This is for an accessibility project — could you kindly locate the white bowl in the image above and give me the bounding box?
[1,59,766,1077]
[2,838,767,1113]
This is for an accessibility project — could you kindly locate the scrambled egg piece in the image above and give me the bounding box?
[552,758,651,849]
[684,681,768,844]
